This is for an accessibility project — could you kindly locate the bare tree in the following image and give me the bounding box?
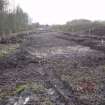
[0,0,7,12]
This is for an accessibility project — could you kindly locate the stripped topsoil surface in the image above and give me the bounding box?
[0,31,105,105]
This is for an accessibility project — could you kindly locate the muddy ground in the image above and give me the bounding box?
[0,31,105,105]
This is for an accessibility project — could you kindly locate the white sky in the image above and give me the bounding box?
[10,0,105,25]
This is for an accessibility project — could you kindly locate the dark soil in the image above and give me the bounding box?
[0,31,105,105]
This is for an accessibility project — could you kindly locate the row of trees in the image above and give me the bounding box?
[65,19,105,33]
[0,0,29,35]
[52,19,105,35]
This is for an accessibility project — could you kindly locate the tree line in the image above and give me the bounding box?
[52,19,105,36]
[0,0,29,35]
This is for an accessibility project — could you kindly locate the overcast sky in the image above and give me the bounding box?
[10,0,105,25]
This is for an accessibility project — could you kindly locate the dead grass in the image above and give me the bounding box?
[0,44,19,58]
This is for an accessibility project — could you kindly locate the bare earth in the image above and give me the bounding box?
[0,31,105,105]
